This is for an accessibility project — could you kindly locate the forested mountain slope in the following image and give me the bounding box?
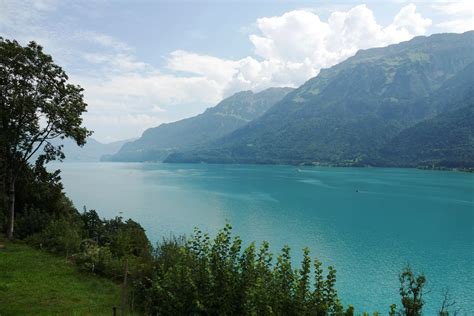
[166,31,474,168]
[107,87,293,161]
[380,104,474,167]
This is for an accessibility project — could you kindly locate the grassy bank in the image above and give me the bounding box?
[0,238,122,315]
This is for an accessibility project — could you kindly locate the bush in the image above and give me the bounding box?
[27,218,81,256]
[399,266,426,316]
[137,224,345,315]
[9,163,78,239]
[14,207,51,239]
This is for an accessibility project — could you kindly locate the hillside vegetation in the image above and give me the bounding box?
[0,34,465,316]
[166,32,474,168]
[107,87,293,162]
[0,239,122,315]
[380,104,474,167]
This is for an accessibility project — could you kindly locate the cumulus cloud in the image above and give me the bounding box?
[431,0,474,33]
[71,71,224,141]
[167,50,239,83]
[244,4,431,87]
[3,1,467,142]
[164,4,431,98]
[78,72,222,110]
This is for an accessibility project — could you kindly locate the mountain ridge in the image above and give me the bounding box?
[165,31,474,168]
[107,87,294,162]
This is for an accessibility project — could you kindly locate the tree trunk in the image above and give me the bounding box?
[6,173,15,239]
[1,168,5,234]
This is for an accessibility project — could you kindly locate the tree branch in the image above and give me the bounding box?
[23,121,54,163]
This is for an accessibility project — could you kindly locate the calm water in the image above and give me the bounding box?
[51,162,474,314]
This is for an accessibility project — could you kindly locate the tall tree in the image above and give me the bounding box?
[399,266,426,316]
[0,38,91,239]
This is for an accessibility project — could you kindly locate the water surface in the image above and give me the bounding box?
[51,162,474,314]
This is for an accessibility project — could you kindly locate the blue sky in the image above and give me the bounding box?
[1,0,473,142]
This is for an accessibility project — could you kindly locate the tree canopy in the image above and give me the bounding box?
[0,37,91,238]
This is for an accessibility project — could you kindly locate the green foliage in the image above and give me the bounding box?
[0,37,91,239]
[313,257,327,314]
[0,238,123,315]
[12,163,78,238]
[3,135,442,316]
[295,247,311,313]
[27,218,82,256]
[390,304,398,316]
[3,159,440,315]
[345,305,355,316]
[139,224,345,315]
[105,217,152,259]
[0,37,91,164]
[2,158,153,312]
[325,266,343,313]
[75,211,153,282]
[399,266,426,316]
[380,103,474,168]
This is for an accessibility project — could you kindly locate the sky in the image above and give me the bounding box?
[1,0,473,142]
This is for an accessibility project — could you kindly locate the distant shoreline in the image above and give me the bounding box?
[64,160,474,173]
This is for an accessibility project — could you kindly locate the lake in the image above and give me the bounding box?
[51,162,474,314]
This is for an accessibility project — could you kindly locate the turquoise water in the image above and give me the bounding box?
[52,162,473,314]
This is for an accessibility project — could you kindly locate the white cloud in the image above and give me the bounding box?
[76,71,223,141]
[247,4,431,84]
[251,10,331,62]
[78,72,222,108]
[82,52,148,72]
[431,0,474,33]
[83,113,166,143]
[163,4,432,98]
[84,32,132,51]
[0,0,57,28]
[151,106,166,113]
[392,4,432,34]
[167,50,238,84]
[3,1,470,142]
[0,0,56,40]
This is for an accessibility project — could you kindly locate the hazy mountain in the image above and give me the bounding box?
[165,31,474,168]
[107,87,294,162]
[44,138,132,162]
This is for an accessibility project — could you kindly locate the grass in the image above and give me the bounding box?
[0,238,123,315]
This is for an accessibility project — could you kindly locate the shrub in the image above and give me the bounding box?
[27,218,81,256]
[138,224,345,315]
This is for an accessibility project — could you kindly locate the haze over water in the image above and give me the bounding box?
[53,162,474,314]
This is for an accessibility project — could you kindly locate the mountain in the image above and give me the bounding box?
[165,31,474,168]
[379,104,474,168]
[107,87,293,162]
[54,138,131,162]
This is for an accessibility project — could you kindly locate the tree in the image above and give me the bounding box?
[399,266,426,316]
[312,257,327,314]
[273,245,295,313]
[325,265,343,313]
[439,288,460,316]
[295,247,311,313]
[0,38,91,239]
